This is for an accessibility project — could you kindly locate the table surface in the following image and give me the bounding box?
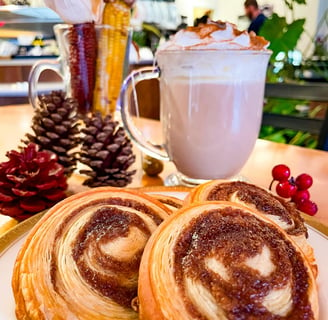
[1,104,328,227]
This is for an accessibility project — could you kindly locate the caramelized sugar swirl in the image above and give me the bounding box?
[140,202,317,320]
[13,188,170,320]
[54,205,154,308]
[206,181,307,237]
[174,208,313,319]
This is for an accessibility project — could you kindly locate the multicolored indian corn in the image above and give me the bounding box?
[68,22,97,115]
[93,0,131,116]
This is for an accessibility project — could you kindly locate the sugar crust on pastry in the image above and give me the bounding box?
[12,187,171,320]
[139,201,319,320]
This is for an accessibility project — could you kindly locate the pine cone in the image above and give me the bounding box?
[79,113,136,187]
[0,143,68,221]
[22,91,80,176]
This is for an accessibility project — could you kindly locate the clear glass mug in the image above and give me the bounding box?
[29,23,130,115]
[120,50,271,186]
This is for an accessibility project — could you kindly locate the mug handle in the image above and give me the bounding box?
[28,59,63,109]
[119,66,170,161]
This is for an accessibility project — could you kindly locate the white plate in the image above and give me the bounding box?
[0,191,327,320]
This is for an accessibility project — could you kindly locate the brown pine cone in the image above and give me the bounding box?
[22,91,80,176]
[0,143,68,221]
[79,112,136,187]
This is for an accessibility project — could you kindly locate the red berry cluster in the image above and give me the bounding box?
[270,164,318,216]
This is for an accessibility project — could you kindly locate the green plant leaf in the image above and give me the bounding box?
[306,138,318,149]
[280,19,305,50]
[142,23,161,38]
[283,0,307,10]
[283,0,293,10]
[264,98,309,115]
[262,131,287,143]
[284,129,298,138]
[260,14,287,41]
[259,125,275,138]
[289,131,306,145]
[259,15,305,60]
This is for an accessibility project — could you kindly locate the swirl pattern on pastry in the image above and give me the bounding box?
[12,187,170,320]
[149,194,183,212]
[187,180,306,236]
[186,180,316,273]
[139,202,318,320]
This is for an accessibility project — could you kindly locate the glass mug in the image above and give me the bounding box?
[29,23,130,115]
[120,50,271,186]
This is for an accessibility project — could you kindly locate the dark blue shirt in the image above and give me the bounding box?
[248,13,266,34]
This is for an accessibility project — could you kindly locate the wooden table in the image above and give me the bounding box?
[1,104,328,228]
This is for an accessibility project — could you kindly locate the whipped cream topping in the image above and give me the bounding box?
[158,21,269,51]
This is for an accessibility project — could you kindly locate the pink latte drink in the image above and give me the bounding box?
[156,23,271,180]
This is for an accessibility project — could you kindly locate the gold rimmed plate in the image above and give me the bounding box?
[0,187,328,319]
[0,186,191,255]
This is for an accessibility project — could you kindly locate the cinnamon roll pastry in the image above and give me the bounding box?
[149,194,183,212]
[12,187,170,320]
[139,202,319,320]
[186,180,316,274]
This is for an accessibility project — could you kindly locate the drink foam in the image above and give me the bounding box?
[158,21,269,52]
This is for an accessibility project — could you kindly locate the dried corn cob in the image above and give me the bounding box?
[93,0,131,116]
[68,22,97,115]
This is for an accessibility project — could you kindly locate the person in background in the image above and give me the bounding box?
[244,0,267,34]
[194,11,211,27]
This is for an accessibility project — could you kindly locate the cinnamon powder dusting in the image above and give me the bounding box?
[173,208,313,319]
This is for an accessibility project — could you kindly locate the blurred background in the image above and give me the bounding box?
[0,0,327,149]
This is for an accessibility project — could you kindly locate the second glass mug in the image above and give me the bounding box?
[120,50,271,186]
[29,23,130,115]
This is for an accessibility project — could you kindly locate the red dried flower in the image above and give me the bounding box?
[0,143,68,220]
